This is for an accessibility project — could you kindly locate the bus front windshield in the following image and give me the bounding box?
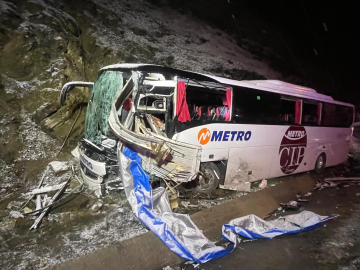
[84,70,123,144]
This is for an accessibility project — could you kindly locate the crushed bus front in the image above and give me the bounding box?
[61,64,229,196]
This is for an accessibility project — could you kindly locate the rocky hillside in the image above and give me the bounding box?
[0,0,293,186]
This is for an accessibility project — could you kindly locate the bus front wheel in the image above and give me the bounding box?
[314,153,326,173]
[195,162,220,194]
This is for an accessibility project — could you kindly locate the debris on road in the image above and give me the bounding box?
[259,179,267,189]
[27,182,69,195]
[280,200,300,210]
[324,176,360,182]
[19,163,86,230]
[297,198,309,202]
[23,207,32,214]
[10,210,24,219]
[91,200,104,213]
[21,166,49,210]
[30,178,71,230]
[222,211,334,240]
[315,176,360,190]
[49,161,69,174]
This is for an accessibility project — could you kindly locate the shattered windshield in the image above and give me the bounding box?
[85,70,123,144]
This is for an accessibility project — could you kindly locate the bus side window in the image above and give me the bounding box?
[335,105,353,127]
[186,86,229,122]
[302,101,319,126]
[232,87,280,124]
[279,99,296,124]
[321,103,336,127]
[321,103,353,127]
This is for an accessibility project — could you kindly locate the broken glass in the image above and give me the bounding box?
[85,71,123,144]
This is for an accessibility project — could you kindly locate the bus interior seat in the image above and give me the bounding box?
[188,105,228,121]
[216,106,228,121]
[303,114,318,125]
[192,106,201,120]
[207,106,215,120]
[199,106,209,120]
[282,113,295,124]
[190,104,199,120]
[209,107,216,120]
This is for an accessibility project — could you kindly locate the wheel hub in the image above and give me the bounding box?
[199,169,214,189]
[318,156,324,168]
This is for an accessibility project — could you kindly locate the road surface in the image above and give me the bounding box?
[199,184,360,270]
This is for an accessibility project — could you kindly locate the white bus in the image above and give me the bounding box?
[61,64,354,195]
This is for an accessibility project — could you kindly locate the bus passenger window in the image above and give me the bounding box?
[335,105,353,127]
[302,102,319,126]
[186,86,229,122]
[232,87,280,125]
[321,103,336,127]
[320,103,353,127]
[280,99,296,124]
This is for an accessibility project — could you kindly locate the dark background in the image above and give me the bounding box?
[167,0,360,104]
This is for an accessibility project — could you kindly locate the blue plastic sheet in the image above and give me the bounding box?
[222,211,334,241]
[123,147,235,264]
[122,147,334,263]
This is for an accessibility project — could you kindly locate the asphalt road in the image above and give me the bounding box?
[198,184,360,270]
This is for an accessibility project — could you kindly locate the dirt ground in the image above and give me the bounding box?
[199,181,360,270]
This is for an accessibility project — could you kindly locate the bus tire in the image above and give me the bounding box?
[195,162,220,194]
[314,153,326,173]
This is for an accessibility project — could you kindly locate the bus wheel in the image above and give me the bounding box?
[314,153,326,173]
[195,162,220,194]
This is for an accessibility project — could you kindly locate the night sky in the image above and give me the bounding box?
[172,0,360,103]
[239,0,360,103]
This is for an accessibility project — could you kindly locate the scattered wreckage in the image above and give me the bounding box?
[315,176,360,190]
[21,165,84,230]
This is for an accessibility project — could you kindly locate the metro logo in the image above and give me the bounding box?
[279,126,307,174]
[197,129,252,145]
[198,128,211,145]
[285,130,306,140]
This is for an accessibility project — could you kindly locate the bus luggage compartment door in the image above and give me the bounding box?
[221,146,274,191]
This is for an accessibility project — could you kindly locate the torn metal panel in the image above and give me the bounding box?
[28,182,69,195]
[108,106,163,152]
[145,114,166,136]
[109,105,201,182]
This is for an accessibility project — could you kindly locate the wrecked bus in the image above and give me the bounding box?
[60,64,354,196]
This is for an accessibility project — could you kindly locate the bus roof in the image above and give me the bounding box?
[101,63,353,107]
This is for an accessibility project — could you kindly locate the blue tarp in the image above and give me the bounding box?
[123,147,235,264]
[222,211,334,241]
[122,147,334,264]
